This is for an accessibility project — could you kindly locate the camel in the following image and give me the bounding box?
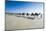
[31,13,35,16]
[31,13,41,18]
[26,13,29,16]
[22,13,25,15]
[35,13,40,18]
[31,13,35,18]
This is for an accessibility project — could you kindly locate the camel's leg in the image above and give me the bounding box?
[41,14,42,18]
[34,15,35,18]
[37,16,38,18]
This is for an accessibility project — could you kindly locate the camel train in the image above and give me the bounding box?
[31,13,42,18]
[6,12,42,19]
[18,12,42,19]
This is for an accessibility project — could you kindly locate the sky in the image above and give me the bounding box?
[5,1,44,14]
[7,0,43,2]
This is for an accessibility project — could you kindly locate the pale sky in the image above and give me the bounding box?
[6,1,44,14]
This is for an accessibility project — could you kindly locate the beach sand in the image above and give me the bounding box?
[5,14,44,30]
